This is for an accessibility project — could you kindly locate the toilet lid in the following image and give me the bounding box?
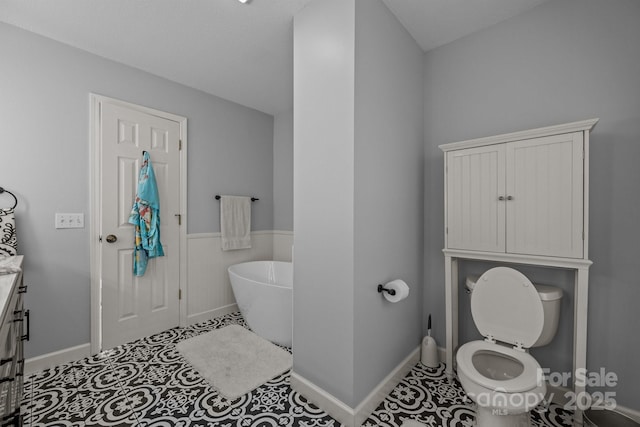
[471,267,543,348]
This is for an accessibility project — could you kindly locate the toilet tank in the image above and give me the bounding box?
[465,275,563,347]
[532,284,563,346]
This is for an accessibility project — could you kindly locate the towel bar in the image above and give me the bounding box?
[215,195,259,202]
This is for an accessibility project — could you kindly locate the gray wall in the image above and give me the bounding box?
[0,22,274,358]
[422,0,640,410]
[293,0,423,408]
[273,109,294,231]
[293,0,356,405]
[353,0,424,405]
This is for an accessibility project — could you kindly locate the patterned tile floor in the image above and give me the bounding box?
[22,312,574,426]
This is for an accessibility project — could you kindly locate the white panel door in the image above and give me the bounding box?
[100,101,181,350]
[506,132,584,258]
[446,144,506,252]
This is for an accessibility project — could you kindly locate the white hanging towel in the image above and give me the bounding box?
[220,196,252,251]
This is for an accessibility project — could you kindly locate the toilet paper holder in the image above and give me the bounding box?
[377,284,396,296]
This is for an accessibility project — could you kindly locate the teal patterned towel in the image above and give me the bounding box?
[128,151,164,276]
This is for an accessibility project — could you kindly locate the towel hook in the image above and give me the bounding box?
[0,187,18,210]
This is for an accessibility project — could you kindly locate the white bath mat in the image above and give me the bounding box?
[176,324,292,399]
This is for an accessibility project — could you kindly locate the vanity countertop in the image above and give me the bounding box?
[0,255,24,322]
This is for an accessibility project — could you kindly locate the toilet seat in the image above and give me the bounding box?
[456,340,541,393]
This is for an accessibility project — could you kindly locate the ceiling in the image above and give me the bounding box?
[0,0,550,115]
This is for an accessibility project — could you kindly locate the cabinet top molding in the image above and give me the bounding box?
[439,118,599,152]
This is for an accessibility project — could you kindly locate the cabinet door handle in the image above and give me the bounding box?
[507,195,514,201]
[21,310,30,341]
[498,196,505,201]
[18,284,27,294]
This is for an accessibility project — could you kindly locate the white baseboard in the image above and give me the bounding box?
[291,346,420,427]
[291,372,356,427]
[25,343,91,375]
[354,346,420,426]
[186,303,239,326]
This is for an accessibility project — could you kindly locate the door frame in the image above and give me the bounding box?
[89,94,188,354]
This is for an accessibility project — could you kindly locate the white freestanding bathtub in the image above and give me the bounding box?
[227,261,292,347]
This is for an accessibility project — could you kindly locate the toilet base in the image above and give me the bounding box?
[475,405,531,427]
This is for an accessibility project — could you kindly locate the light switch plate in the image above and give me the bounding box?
[55,213,84,229]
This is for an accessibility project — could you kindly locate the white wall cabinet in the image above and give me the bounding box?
[445,131,584,258]
[440,119,598,425]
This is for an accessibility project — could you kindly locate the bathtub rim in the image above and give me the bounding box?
[227,260,293,290]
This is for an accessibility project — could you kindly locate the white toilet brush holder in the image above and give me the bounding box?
[421,314,439,368]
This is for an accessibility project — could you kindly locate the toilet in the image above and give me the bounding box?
[456,267,563,427]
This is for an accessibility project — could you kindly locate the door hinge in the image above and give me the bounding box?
[179,289,182,300]
[179,139,182,151]
[175,214,181,225]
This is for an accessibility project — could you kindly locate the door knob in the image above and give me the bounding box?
[105,234,118,243]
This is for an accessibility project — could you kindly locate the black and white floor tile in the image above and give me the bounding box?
[22,312,574,426]
[364,363,574,427]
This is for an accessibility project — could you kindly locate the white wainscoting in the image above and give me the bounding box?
[186,230,293,326]
[272,230,294,261]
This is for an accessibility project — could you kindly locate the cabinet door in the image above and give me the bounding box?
[446,144,506,252]
[506,132,584,258]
